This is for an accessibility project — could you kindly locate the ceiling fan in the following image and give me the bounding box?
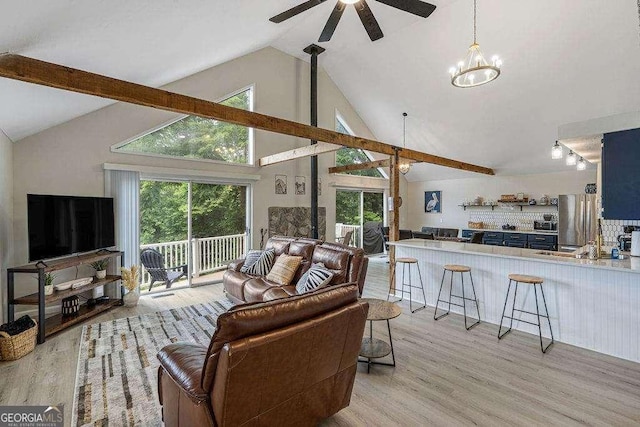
[269,0,437,42]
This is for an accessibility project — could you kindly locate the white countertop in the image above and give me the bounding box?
[466,228,558,236]
[389,239,640,274]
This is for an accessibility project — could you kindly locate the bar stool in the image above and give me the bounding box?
[388,257,426,313]
[434,265,480,330]
[498,274,554,353]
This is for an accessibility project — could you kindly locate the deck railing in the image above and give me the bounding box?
[335,223,360,247]
[140,233,246,286]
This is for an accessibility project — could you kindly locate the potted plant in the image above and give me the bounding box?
[121,265,140,307]
[44,272,56,296]
[90,259,109,279]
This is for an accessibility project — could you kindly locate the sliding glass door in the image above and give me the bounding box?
[139,179,249,292]
[336,189,385,254]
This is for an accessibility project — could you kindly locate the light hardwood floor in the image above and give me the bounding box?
[2,256,640,426]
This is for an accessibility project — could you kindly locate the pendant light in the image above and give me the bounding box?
[398,112,411,175]
[577,157,587,171]
[566,150,577,166]
[449,0,502,88]
[551,141,563,159]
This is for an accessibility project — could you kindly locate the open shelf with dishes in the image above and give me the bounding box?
[7,250,124,344]
[459,202,558,211]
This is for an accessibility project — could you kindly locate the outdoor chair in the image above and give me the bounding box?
[337,229,354,246]
[140,248,188,292]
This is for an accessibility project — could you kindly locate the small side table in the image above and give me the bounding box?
[359,298,402,373]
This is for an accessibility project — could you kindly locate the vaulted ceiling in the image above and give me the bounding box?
[1,0,639,180]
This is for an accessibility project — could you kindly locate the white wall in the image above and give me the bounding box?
[0,129,13,323]
[407,170,596,232]
[12,47,401,272]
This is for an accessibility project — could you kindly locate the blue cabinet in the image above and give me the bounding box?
[603,129,640,220]
[527,234,557,251]
[482,231,504,246]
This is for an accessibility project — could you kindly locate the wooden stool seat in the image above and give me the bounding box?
[444,264,471,273]
[508,274,543,284]
[395,257,418,264]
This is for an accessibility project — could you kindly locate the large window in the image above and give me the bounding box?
[114,87,253,164]
[335,116,386,178]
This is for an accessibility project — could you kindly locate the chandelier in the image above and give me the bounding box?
[449,0,502,88]
[398,112,411,175]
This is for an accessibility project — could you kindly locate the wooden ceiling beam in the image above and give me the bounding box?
[328,159,390,174]
[259,142,340,166]
[0,54,494,176]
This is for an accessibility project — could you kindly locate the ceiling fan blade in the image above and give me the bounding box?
[319,2,346,42]
[356,0,384,41]
[269,0,328,23]
[375,0,436,18]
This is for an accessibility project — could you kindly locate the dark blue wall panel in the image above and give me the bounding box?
[602,128,640,219]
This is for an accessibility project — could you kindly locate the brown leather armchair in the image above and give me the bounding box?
[157,284,368,426]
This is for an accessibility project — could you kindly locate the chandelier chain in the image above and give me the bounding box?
[403,113,407,148]
[473,0,477,44]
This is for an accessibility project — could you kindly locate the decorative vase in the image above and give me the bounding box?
[96,270,107,280]
[44,285,54,296]
[123,288,140,307]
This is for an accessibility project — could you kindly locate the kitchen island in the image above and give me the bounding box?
[389,239,640,362]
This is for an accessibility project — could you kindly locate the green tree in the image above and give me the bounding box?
[139,181,246,245]
[117,90,250,163]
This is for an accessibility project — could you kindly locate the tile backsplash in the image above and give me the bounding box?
[468,210,557,231]
[601,219,640,245]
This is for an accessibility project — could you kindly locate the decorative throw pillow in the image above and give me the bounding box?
[266,254,303,286]
[240,250,262,273]
[244,249,275,276]
[295,262,334,294]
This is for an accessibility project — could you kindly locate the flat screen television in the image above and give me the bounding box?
[27,194,116,262]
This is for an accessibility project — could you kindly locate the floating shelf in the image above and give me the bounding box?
[459,203,558,212]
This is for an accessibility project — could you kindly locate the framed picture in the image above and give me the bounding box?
[425,191,441,213]
[295,176,306,195]
[516,192,525,201]
[275,175,287,195]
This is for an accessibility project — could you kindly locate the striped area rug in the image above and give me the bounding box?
[72,299,233,427]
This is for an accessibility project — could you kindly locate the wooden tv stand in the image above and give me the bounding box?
[7,250,124,344]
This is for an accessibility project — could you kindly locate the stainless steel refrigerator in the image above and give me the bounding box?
[558,194,598,252]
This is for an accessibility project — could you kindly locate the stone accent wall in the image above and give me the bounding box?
[268,207,326,240]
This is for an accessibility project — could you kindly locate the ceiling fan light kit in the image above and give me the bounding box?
[270,0,436,42]
[449,0,502,88]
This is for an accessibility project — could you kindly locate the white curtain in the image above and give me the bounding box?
[105,170,140,298]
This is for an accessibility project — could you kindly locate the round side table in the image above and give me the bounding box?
[359,298,402,373]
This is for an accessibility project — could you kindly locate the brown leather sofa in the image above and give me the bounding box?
[223,236,368,304]
[157,284,369,427]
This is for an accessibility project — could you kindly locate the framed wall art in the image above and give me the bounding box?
[295,176,306,195]
[425,191,441,213]
[275,175,287,195]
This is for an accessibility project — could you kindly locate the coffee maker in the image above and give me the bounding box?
[618,225,640,251]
